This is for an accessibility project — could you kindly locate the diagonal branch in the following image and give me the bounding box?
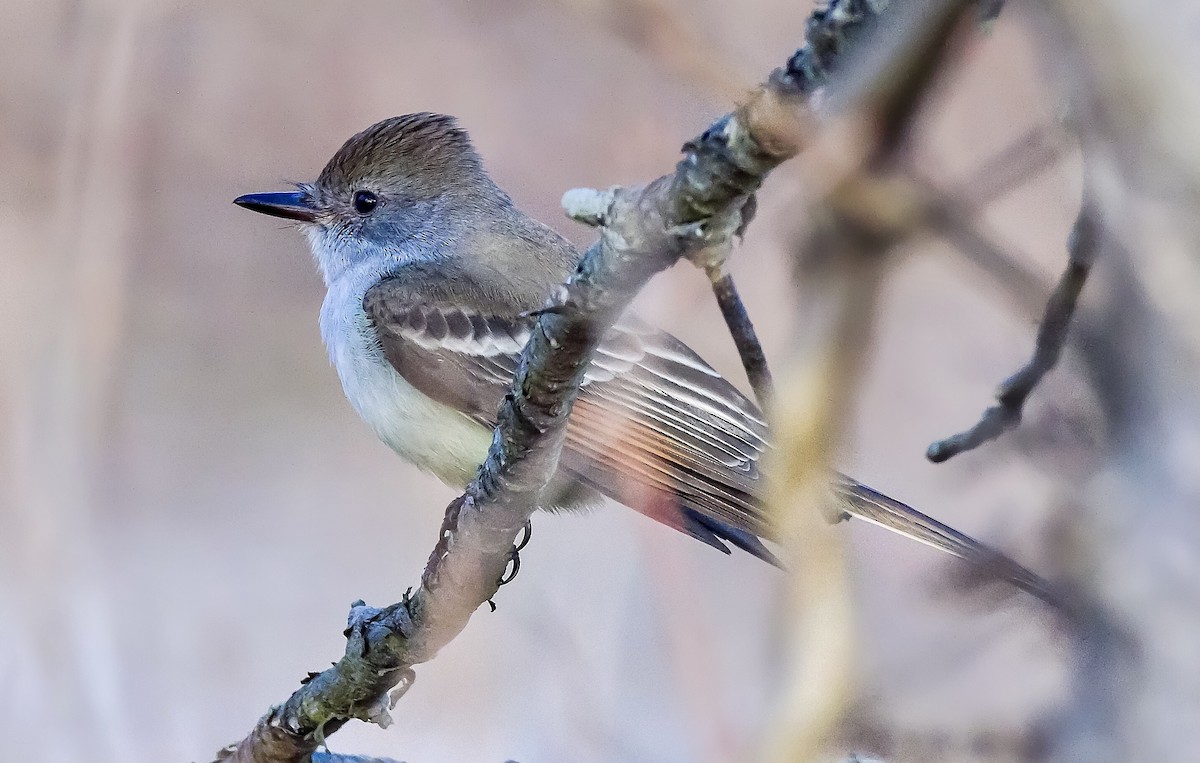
[213,2,905,760]
[952,123,1070,210]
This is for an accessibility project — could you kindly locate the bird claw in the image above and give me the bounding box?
[494,521,530,588]
[514,519,532,552]
[496,546,522,586]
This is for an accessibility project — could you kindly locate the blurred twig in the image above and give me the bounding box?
[920,178,1052,315]
[926,192,1097,462]
[763,0,978,760]
[936,123,1073,315]
[694,0,944,413]
[555,0,750,99]
[914,116,1086,465]
[953,123,1070,210]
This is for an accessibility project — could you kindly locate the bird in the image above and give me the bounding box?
[234,113,1052,602]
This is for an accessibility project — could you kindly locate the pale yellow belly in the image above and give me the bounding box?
[324,293,493,488]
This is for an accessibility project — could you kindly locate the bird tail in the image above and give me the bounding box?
[833,476,1060,608]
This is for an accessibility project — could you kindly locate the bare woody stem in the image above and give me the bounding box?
[212,2,899,761]
[707,265,775,406]
[926,193,1098,463]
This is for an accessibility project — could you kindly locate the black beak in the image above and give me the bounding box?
[233,191,317,223]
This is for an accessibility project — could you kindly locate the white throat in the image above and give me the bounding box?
[316,255,492,488]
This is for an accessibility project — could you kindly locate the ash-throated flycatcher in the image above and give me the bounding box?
[235,113,1046,594]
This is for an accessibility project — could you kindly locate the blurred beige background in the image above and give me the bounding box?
[1,2,1083,761]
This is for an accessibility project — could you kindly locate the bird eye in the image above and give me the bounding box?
[353,190,378,214]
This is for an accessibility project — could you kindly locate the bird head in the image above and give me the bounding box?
[235,113,504,283]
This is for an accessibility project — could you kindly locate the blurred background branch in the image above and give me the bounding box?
[926,191,1096,463]
[1029,2,1200,759]
[763,2,981,759]
[554,0,752,99]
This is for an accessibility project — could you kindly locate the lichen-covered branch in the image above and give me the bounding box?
[213,2,898,760]
[781,0,897,96]
[926,194,1098,463]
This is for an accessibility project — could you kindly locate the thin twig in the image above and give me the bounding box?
[904,125,1071,318]
[707,265,775,406]
[555,0,750,99]
[953,123,1070,209]
[926,193,1098,462]
[920,177,1052,315]
[687,0,929,412]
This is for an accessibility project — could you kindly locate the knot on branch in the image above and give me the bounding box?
[344,600,416,653]
[670,207,745,269]
[351,666,415,730]
[674,115,778,222]
[688,190,759,277]
[562,186,618,227]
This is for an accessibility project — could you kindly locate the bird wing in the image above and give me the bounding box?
[363,279,777,561]
[364,280,1058,604]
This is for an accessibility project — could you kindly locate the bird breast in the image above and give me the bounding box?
[319,269,493,487]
